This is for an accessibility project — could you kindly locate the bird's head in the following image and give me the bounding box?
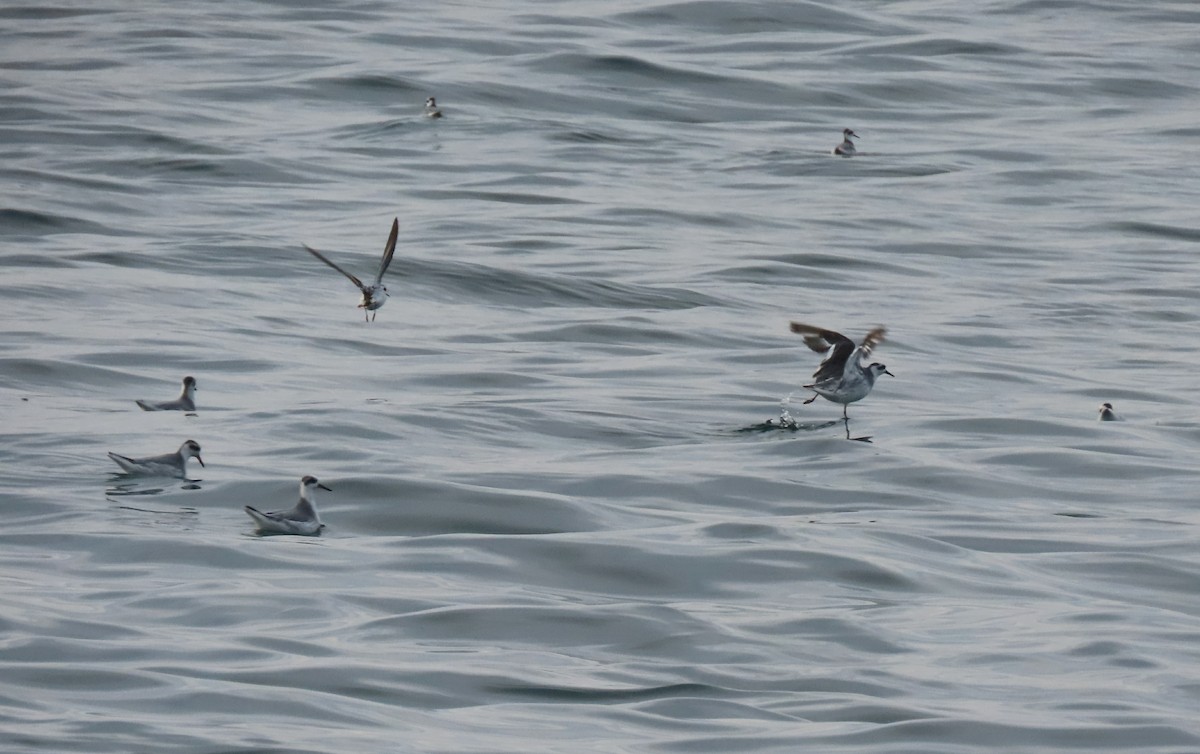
[867,362,893,379]
[182,440,205,467]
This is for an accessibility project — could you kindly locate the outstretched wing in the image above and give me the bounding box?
[304,244,366,292]
[789,322,854,355]
[376,217,399,284]
[790,322,883,384]
[856,326,887,360]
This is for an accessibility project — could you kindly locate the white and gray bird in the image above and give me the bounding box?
[790,322,893,418]
[834,128,858,156]
[303,217,399,321]
[136,376,197,411]
[108,439,204,478]
[425,96,443,118]
[244,475,329,535]
[1098,402,1120,421]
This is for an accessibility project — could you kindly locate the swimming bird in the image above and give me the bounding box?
[425,96,442,118]
[1098,402,1119,421]
[790,322,893,419]
[244,475,329,535]
[834,128,858,156]
[303,217,399,321]
[135,376,197,411]
[108,439,204,478]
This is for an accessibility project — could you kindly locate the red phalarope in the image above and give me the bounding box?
[834,128,858,156]
[135,376,196,411]
[108,439,204,478]
[790,322,893,419]
[425,96,443,118]
[303,217,399,322]
[244,475,329,535]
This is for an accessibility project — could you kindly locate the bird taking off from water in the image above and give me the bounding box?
[790,322,892,419]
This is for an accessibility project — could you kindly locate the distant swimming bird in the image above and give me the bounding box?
[1098,402,1119,421]
[244,475,329,535]
[108,439,204,478]
[425,96,442,118]
[303,217,399,322]
[136,376,197,412]
[834,128,858,156]
[790,322,893,418]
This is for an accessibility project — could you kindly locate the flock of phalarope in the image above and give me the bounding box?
[110,374,326,535]
[105,105,1121,532]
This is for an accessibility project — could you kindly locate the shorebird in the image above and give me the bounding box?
[834,128,858,156]
[135,376,196,412]
[108,439,204,478]
[244,475,329,535]
[303,217,399,321]
[790,322,893,419]
[425,96,442,118]
[1098,402,1119,421]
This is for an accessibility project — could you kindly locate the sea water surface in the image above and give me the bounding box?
[2,1,1200,752]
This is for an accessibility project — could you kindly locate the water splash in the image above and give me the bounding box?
[778,391,798,429]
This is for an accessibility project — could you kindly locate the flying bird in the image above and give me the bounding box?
[303,217,399,321]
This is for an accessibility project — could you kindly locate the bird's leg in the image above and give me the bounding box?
[803,394,818,405]
[844,415,872,443]
[371,310,377,322]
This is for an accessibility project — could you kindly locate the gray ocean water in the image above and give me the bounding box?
[3,1,1200,752]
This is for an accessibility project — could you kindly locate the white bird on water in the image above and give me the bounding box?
[303,217,399,322]
[790,322,893,419]
[244,475,329,536]
[425,96,443,118]
[1098,402,1119,421]
[834,128,859,156]
[136,376,197,412]
[108,439,204,478]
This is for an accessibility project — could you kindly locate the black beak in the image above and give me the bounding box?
[318,483,332,491]
[884,369,895,377]
[196,456,206,467]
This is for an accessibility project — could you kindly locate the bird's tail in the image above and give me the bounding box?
[107,452,135,471]
[243,506,269,525]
